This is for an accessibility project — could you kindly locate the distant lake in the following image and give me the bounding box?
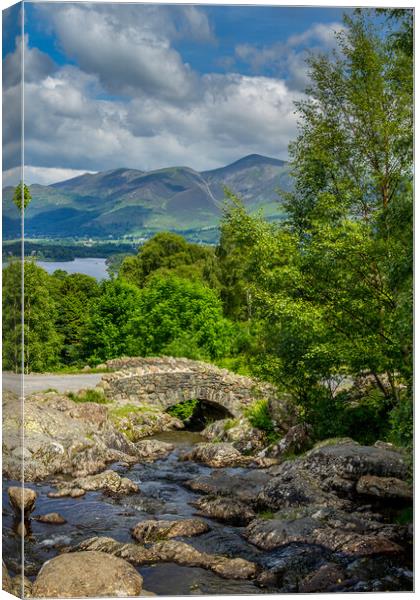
[37,258,109,280]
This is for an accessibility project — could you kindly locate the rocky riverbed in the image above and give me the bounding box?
[2,386,413,597]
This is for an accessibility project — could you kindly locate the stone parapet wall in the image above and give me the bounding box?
[100,357,291,423]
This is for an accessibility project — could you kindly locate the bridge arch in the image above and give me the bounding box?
[99,357,279,419]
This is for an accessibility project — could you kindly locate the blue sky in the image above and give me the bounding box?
[3,2,357,185]
[23,4,346,76]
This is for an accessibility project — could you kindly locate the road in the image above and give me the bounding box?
[2,372,103,395]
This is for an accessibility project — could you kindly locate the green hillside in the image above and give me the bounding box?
[3,154,292,241]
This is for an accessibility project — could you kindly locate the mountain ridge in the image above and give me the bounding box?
[3,154,292,242]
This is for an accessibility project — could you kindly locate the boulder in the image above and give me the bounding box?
[257,461,345,511]
[191,496,256,525]
[10,573,33,598]
[2,390,180,482]
[304,442,408,482]
[182,442,251,468]
[131,518,209,543]
[245,516,322,551]
[185,468,270,504]
[256,542,335,591]
[3,391,117,481]
[2,562,12,594]
[244,508,407,557]
[260,423,313,459]
[32,551,143,598]
[268,392,298,432]
[135,439,174,461]
[68,402,108,427]
[256,441,409,511]
[49,470,138,497]
[17,522,28,538]
[8,486,37,517]
[33,512,67,524]
[298,563,347,593]
[356,475,413,500]
[202,418,267,453]
[70,536,258,580]
[110,405,184,442]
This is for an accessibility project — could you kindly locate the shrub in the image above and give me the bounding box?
[167,399,199,422]
[67,389,109,404]
[244,399,277,442]
[223,418,237,431]
[300,385,393,445]
[388,391,413,449]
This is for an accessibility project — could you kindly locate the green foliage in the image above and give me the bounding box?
[167,399,199,422]
[223,418,238,431]
[67,389,109,404]
[125,274,235,360]
[120,232,220,290]
[2,260,62,373]
[258,510,275,520]
[215,11,413,450]
[244,399,277,442]
[388,391,413,449]
[81,279,142,364]
[282,10,413,395]
[392,507,413,526]
[50,272,100,365]
[216,192,263,321]
[109,404,153,418]
[300,386,393,445]
[12,182,32,212]
[213,356,252,377]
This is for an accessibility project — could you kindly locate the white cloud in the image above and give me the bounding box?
[34,3,208,102]
[5,6,341,179]
[235,21,345,91]
[3,166,97,187]
[3,34,55,90]
[19,63,302,174]
[287,22,345,48]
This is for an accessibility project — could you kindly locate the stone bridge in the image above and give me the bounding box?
[98,357,281,419]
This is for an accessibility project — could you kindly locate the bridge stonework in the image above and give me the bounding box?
[98,357,279,419]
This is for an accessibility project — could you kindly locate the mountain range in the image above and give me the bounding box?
[2,154,292,242]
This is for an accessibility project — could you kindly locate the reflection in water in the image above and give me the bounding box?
[37,258,109,281]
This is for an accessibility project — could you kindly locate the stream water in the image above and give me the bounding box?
[2,431,267,595]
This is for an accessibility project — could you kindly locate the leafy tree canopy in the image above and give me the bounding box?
[126,274,236,360]
[119,232,220,289]
[12,182,32,212]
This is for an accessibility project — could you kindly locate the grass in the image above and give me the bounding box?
[258,510,275,520]
[109,403,159,418]
[313,437,355,449]
[67,389,110,404]
[223,418,238,431]
[44,365,111,375]
[108,403,160,442]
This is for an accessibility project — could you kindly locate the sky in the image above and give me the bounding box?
[3,1,353,186]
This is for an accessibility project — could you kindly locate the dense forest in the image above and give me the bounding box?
[2,241,137,262]
[2,11,413,450]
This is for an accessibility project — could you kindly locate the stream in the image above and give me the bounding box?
[2,431,267,595]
